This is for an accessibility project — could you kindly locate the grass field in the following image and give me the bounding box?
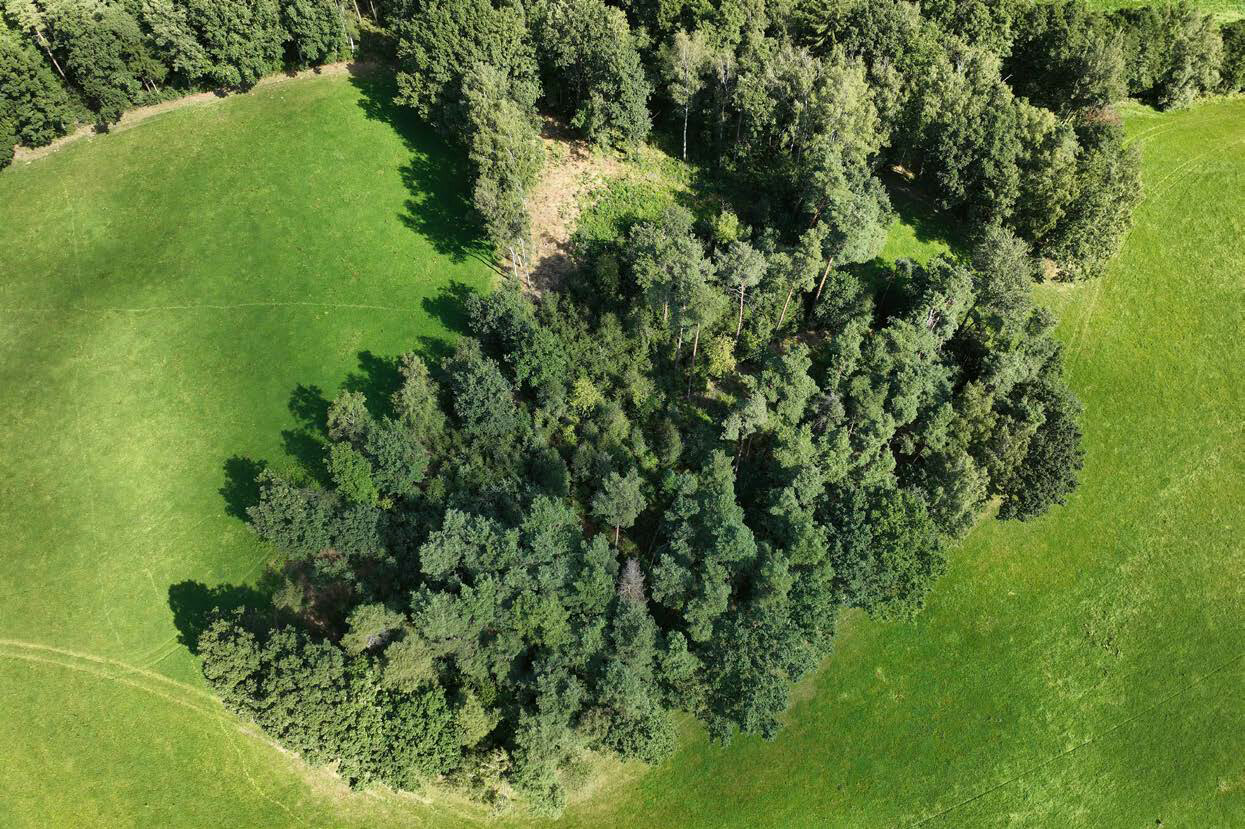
[1,76,1242,827]
[1087,0,1245,21]
[0,73,497,827]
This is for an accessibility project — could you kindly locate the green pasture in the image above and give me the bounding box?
[0,75,1241,827]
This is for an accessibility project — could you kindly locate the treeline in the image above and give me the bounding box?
[387,0,1245,282]
[0,0,370,169]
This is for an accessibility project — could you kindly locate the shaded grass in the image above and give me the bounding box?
[1,78,1243,828]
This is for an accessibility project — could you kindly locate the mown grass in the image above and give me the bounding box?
[1,77,1242,828]
[0,72,495,827]
[1086,0,1244,21]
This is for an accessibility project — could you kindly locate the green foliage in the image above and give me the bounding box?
[328,442,379,504]
[1,63,1243,828]
[281,0,344,67]
[1043,121,1142,280]
[182,0,284,89]
[1222,19,1245,92]
[1113,2,1223,109]
[0,28,73,147]
[394,0,538,129]
[531,0,652,148]
[592,468,645,542]
[1007,0,1127,117]
[463,60,543,276]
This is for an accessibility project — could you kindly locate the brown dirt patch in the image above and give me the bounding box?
[525,116,624,293]
[12,62,377,164]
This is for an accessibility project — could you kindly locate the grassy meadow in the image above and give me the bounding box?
[1,75,1242,827]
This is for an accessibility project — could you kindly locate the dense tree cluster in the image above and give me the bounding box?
[201,207,1085,813]
[1,0,364,166]
[13,0,1228,818]
[382,0,1229,282]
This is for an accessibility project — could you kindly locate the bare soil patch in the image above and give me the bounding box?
[526,117,624,292]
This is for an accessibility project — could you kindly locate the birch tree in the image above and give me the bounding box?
[660,29,707,160]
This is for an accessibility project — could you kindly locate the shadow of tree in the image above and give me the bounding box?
[281,383,332,485]
[220,456,268,521]
[879,169,969,257]
[167,579,279,653]
[347,71,494,268]
[341,349,402,420]
[420,280,475,335]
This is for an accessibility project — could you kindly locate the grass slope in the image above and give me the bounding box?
[0,78,1242,827]
[0,73,494,827]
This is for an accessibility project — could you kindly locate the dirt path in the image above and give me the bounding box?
[525,117,624,292]
[12,62,375,164]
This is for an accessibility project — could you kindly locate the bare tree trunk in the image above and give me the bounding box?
[368,0,378,18]
[735,284,745,340]
[352,0,363,22]
[36,32,66,81]
[682,104,689,160]
[338,0,355,50]
[778,284,795,329]
[614,525,620,546]
[814,259,834,304]
[687,324,701,397]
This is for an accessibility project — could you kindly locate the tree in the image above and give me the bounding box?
[0,28,73,150]
[1044,122,1141,280]
[182,0,284,89]
[660,28,707,159]
[328,442,379,504]
[1007,1,1127,117]
[281,0,344,67]
[997,378,1084,520]
[1113,3,1222,110]
[394,0,537,130]
[44,0,152,124]
[392,352,445,441]
[139,0,210,83]
[4,0,67,79]
[828,485,945,621]
[341,602,405,653]
[531,0,651,148]
[731,43,888,234]
[464,61,543,281]
[592,468,644,546]
[617,557,646,603]
[715,240,766,342]
[1222,19,1245,92]
[774,225,824,331]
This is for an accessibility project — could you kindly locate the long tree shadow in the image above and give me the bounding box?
[348,71,494,268]
[168,579,281,653]
[220,456,268,521]
[281,383,333,486]
[341,349,403,420]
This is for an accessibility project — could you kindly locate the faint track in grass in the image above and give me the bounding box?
[905,650,1245,827]
[0,637,215,701]
[0,301,415,315]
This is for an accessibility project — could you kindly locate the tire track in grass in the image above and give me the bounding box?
[0,645,221,719]
[0,638,215,701]
[0,301,415,315]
